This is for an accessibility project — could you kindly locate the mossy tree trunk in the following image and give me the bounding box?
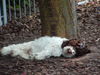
[37,0,78,38]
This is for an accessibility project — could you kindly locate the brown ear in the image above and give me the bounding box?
[61,41,69,49]
[68,39,80,46]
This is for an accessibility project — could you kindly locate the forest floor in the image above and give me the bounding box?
[0,2,100,75]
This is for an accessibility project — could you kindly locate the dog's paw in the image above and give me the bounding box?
[35,54,46,60]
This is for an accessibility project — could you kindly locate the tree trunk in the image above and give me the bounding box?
[38,0,78,38]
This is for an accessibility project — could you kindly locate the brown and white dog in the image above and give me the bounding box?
[0,36,90,60]
[62,39,91,57]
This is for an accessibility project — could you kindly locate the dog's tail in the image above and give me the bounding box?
[0,45,15,56]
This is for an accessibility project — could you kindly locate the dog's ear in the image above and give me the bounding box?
[68,39,86,49]
[61,41,69,49]
[68,39,81,46]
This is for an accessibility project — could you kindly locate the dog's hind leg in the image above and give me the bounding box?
[0,44,17,55]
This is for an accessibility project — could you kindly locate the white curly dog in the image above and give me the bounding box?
[0,36,76,60]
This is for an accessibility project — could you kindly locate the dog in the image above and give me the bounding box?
[62,39,91,57]
[1,36,90,60]
[0,36,77,60]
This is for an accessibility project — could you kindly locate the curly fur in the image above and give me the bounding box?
[0,36,76,60]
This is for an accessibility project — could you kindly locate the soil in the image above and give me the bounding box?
[0,2,100,75]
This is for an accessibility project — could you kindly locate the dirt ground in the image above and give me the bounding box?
[0,2,100,75]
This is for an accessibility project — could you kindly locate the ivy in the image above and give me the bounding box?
[7,0,30,11]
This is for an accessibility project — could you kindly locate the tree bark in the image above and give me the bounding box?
[38,0,78,38]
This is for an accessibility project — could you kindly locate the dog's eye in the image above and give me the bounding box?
[78,43,85,48]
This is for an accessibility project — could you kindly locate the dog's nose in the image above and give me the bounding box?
[67,49,72,54]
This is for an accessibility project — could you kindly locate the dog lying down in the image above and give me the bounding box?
[0,36,90,60]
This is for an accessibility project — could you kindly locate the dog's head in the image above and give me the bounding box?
[62,45,76,58]
[61,39,90,57]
